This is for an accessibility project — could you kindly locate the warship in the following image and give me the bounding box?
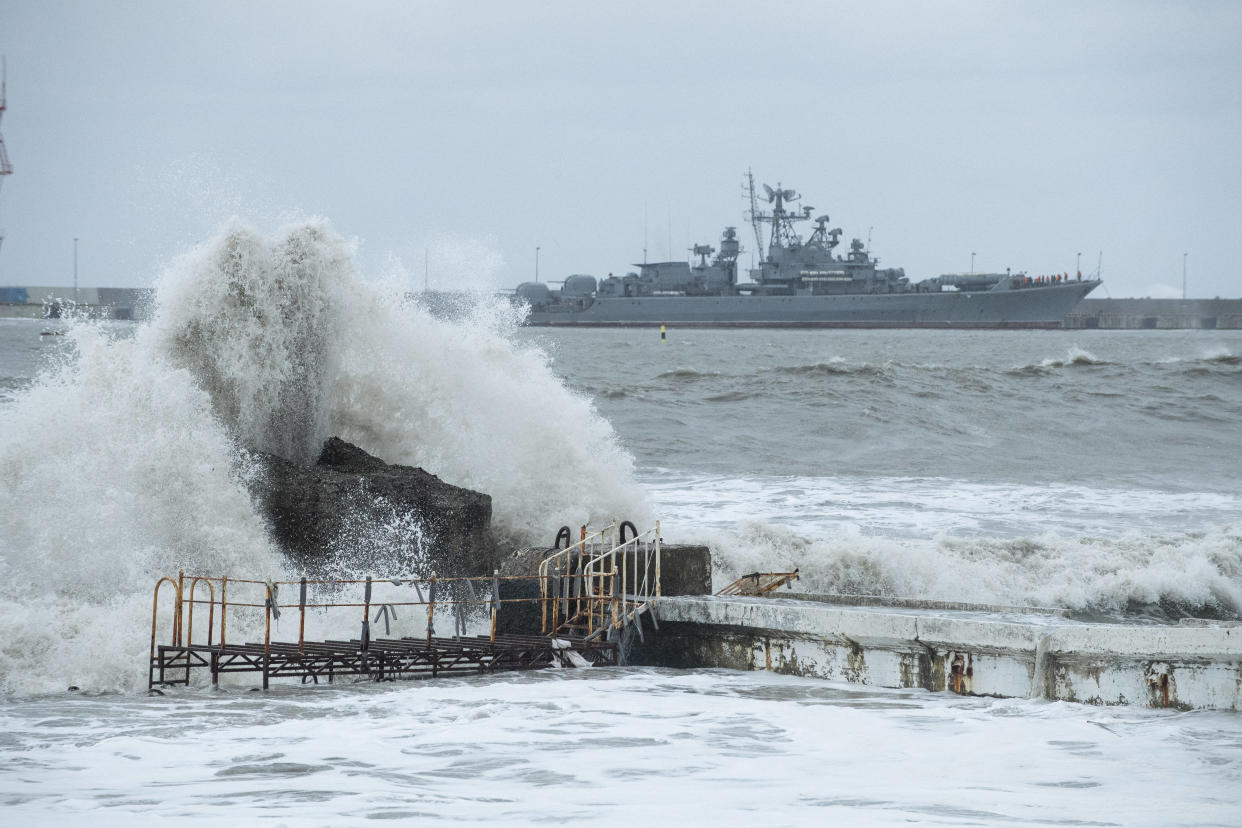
[511,174,1100,328]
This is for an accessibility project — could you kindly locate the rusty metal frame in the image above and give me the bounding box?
[716,569,800,597]
[147,564,634,690]
[152,634,619,688]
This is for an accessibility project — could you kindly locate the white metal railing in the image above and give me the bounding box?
[539,521,661,640]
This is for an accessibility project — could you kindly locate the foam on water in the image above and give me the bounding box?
[0,219,648,694]
[2,670,1240,825]
[645,471,1242,618]
[1040,345,1107,368]
[705,520,1242,619]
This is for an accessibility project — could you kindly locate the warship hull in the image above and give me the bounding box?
[526,279,1099,328]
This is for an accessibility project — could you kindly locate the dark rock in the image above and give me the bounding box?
[249,437,499,578]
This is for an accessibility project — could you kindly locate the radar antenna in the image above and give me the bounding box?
[763,184,799,206]
[747,173,811,261]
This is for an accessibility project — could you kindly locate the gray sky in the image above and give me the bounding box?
[1,0,1239,298]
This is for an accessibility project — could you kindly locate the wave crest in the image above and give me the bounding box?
[0,218,650,693]
[706,520,1242,621]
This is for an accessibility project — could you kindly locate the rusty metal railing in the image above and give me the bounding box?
[539,522,616,637]
[149,523,665,689]
[150,568,556,689]
[538,521,662,641]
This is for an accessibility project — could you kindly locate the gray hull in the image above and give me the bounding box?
[527,280,1100,328]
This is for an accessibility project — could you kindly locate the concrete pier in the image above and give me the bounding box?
[638,594,1242,711]
[1067,298,1242,329]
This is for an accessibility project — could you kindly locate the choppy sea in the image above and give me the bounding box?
[2,220,1240,824]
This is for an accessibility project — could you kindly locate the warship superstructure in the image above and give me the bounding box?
[512,174,1100,328]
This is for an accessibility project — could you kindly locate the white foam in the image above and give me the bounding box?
[645,471,1242,615]
[2,671,1239,824]
[1037,344,1104,368]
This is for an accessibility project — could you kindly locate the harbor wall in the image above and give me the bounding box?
[1067,298,1242,329]
[635,594,1242,711]
[0,286,152,320]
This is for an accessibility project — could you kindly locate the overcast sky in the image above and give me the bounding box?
[1,1,1239,298]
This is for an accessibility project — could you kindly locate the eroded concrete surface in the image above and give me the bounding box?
[636,595,1242,711]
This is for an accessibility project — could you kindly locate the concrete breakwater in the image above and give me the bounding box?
[1067,298,1242,329]
[496,543,1242,710]
[634,593,1242,711]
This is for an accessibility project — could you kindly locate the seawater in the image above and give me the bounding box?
[525,327,1242,620]
[2,220,1241,824]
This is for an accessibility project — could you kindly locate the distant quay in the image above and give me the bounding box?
[3,288,1241,329]
[0,286,151,320]
[1067,298,1242,330]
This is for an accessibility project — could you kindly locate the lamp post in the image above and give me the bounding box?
[970,251,975,274]
[1076,252,1081,279]
[535,246,540,283]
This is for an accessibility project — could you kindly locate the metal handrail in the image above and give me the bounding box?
[148,575,181,684]
[538,523,616,635]
[149,523,664,689]
[185,577,215,647]
[543,520,661,639]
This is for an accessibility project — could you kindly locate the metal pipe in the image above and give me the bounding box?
[655,520,662,598]
[299,577,307,653]
[263,581,272,689]
[175,571,185,646]
[490,570,498,644]
[186,577,216,647]
[361,576,372,652]
[149,576,179,689]
[220,576,228,648]
[426,573,437,647]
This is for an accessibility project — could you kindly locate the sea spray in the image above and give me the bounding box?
[149,218,649,538]
[326,292,650,541]
[0,324,284,694]
[149,221,343,463]
[0,218,649,693]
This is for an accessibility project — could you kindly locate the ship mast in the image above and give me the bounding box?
[0,56,12,257]
[750,180,803,259]
[746,169,764,260]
